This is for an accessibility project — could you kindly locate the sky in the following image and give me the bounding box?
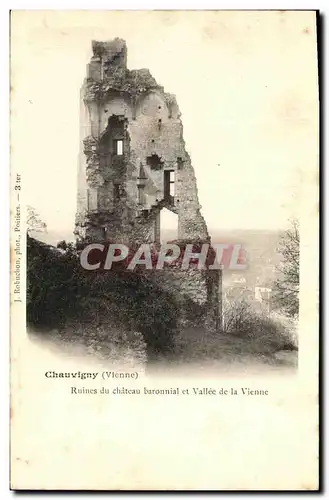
[11,10,319,237]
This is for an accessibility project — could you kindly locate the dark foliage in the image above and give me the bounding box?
[27,235,180,357]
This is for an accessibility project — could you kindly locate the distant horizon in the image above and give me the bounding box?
[30,224,286,247]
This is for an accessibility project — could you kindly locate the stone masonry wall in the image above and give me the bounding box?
[75,39,221,329]
[75,38,209,244]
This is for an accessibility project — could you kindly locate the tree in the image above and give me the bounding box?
[26,206,47,234]
[272,220,299,318]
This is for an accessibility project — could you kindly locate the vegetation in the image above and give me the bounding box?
[272,220,300,318]
[222,297,297,353]
[27,236,179,359]
[26,227,298,367]
[26,206,47,234]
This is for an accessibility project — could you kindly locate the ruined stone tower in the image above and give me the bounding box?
[75,38,209,244]
[75,39,221,329]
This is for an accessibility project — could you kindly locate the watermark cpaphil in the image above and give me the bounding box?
[79,241,247,271]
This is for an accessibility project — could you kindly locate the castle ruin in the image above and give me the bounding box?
[76,39,221,328]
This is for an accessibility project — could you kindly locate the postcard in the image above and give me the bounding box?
[10,10,319,490]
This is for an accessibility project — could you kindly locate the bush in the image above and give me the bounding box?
[223,298,298,353]
[27,235,179,359]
